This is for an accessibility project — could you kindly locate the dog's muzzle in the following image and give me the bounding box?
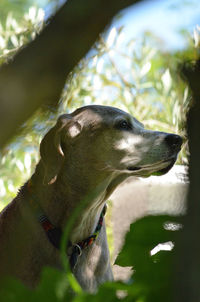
[127,133,183,176]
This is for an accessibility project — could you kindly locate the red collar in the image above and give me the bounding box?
[27,180,107,270]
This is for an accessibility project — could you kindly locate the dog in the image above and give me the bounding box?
[0,105,182,292]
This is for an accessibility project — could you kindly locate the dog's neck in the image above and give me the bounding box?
[28,161,120,244]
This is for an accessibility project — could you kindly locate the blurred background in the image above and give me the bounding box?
[0,0,199,211]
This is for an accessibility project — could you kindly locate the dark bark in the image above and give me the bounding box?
[0,0,140,148]
[174,59,200,301]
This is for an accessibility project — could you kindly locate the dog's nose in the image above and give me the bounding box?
[165,134,183,151]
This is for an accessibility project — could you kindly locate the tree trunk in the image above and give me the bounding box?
[174,59,200,301]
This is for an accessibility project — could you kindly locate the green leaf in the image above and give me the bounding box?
[115,215,181,302]
[116,216,179,267]
[35,267,72,301]
[0,267,72,302]
[0,277,32,302]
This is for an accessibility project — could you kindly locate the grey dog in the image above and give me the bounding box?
[0,105,182,292]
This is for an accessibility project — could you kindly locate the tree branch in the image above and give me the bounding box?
[0,0,141,148]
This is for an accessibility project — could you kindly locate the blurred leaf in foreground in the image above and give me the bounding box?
[116,215,182,302]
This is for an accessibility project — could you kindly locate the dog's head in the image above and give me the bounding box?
[40,105,182,184]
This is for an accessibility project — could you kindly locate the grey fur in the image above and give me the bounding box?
[0,105,182,292]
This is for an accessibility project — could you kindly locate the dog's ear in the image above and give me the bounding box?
[40,114,81,185]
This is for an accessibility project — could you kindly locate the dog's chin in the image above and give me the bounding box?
[151,159,176,176]
[127,157,177,177]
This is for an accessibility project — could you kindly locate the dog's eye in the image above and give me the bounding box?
[116,120,132,131]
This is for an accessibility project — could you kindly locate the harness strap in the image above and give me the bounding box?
[27,180,107,270]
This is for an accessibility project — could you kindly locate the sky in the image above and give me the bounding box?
[112,0,200,50]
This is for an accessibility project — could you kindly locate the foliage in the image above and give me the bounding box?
[0,7,44,65]
[0,7,45,209]
[116,215,181,302]
[0,267,73,302]
[0,17,194,206]
[0,4,199,302]
[0,0,35,23]
[0,0,60,24]
[61,28,193,162]
[0,215,182,302]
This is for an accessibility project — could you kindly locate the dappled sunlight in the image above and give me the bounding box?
[150,241,174,256]
[0,0,199,301]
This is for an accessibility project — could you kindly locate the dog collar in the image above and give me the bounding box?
[67,204,107,269]
[27,180,107,270]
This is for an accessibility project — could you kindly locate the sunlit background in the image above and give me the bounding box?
[0,0,199,209]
